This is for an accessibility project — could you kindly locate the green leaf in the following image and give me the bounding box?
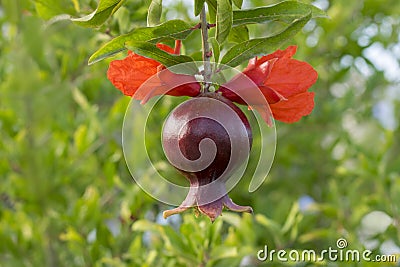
[132,220,159,232]
[228,25,249,43]
[115,6,130,33]
[232,1,328,26]
[125,41,198,75]
[34,0,75,20]
[162,226,197,262]
[59,226,84,243]
[210,246,238,260]
[194,0,205,16]
[220,13,311,68]
[71,0,80,12]
[71,0,124,28]
[282,202,300,234]
[88,19,193,64]
[216,0,232,43]
[255,214,284,246]
[232,0,243,9]
[209,37,220,63]
[147,0,162,26]
[298,229,331,243]
[206,0,217,23]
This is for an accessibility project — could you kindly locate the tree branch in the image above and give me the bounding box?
[200,5,212,92]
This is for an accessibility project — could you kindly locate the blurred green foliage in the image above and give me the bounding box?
[0,0,399,266]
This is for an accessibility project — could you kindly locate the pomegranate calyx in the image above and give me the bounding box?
[162,93,253,221]
[162,179,253,222]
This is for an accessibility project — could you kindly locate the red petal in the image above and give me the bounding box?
[265,45,297,60]
[265,58,318,98]
[107,53,159,96]
[107,44,174,97]
[221,46,317,125]
[270,92,315,123]
[135,68,201,103]
[156,43,175,54]
[167,82,201,97]
[218,73,274,126]
[219,85,284,105]
[244,46,297,71]
[242,58,276,86]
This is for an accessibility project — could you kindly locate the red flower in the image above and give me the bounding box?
[219,46,317,123]
[107,43,317,124]
[107,43,200,100]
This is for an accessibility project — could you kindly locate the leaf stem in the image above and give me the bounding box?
[200,5,212,92]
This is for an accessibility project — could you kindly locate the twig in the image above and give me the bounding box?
[200,5,212,92]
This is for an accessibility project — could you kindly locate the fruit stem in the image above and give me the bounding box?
[200,5,211,93]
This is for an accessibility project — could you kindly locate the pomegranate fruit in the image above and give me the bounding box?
[162,92,253,221]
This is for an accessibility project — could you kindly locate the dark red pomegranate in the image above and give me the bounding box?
[162,92,253,221]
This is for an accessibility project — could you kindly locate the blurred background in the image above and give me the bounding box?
[0,0,399,266]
